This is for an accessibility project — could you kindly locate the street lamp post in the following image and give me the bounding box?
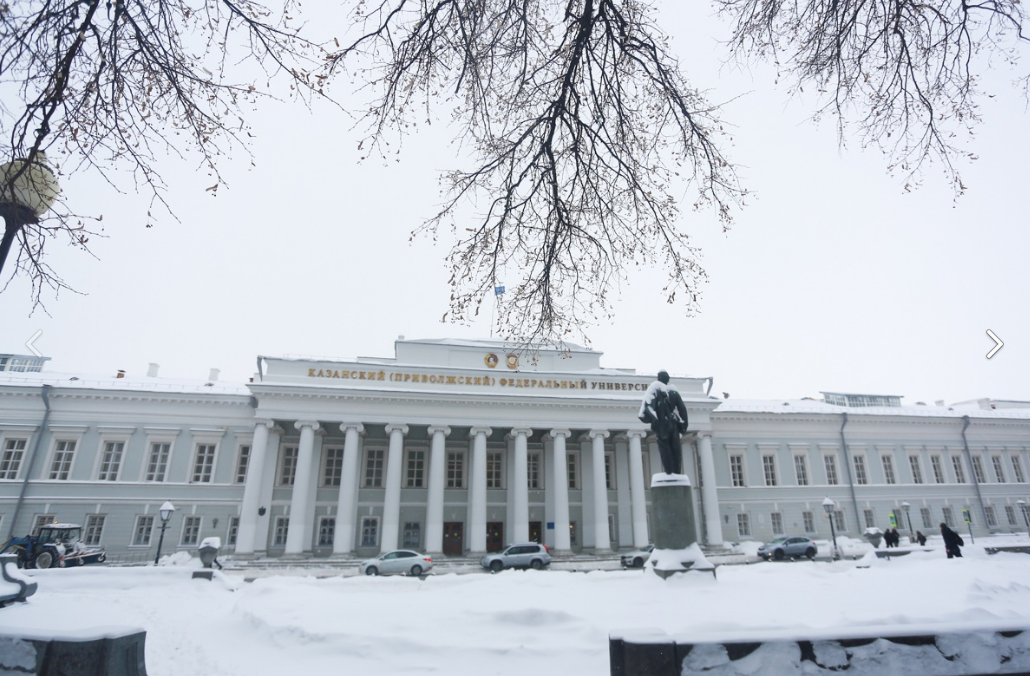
[154,501,176,565]
[901,501,914,545]
[0,152,60,276]
[1018,500,1030,539]
[822,497,840,561]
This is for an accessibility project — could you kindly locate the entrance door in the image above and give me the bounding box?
[486,522,504,552]
[443,522,464,556]
[529,521,543,544]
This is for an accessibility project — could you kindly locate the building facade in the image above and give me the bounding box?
[1,339,1028,560]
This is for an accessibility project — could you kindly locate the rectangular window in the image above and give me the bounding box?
[1012,456,1026,483]
[527,452,541,489]
[49,440,76,480]
[942,506,955,528]
[235,445,251,484]
[834,510,847,532]
[952,456,966,483]
[322,447,344,487]
[276,446,297,485]
[146,442,171,482]
[0,438,27,480]
[33,514,55,535]
[1005,505,1018,526]
[84,515,105,546]
[98,441,124,481]
[920,507,933,529]
[447,451,464,488]
[736,513,751,538]
[318,517,335,546]
[569,521,577,546]
[985,505,998,528]
[273,517,290,546]
[486,451,504,489]
[180,516,202,546]
[794,455,809,486]
[730,455,745,487]
[771,512,784,536]
[931,455,945,484]
[909,456,923,484]
[853,456,868,485]
[863,509,875,529]
[406,449,426,488]
[991,455,1006,483]
[227,516,240,546]
[604,452,615,489]
[802,511,815,534]
[360,517,378,547]
[403,522,421,548]
[133,515,155,546]
[192,444,216,483]
[881,455,896,484]
[364,448,384,488]
[762,456,777,486]
[972,456,986,483]
[567,452,579,489]
[824,455,839,485]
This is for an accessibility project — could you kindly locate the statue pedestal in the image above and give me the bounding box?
[647,474,715,579]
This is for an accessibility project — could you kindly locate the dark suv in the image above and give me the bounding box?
[480,543,552,572]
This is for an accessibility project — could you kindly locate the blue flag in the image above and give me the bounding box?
[494,285,505,296]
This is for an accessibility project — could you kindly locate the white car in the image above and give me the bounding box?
[360,550,433,576]
[620,544,654,568]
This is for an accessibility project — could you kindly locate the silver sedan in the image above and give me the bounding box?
[360,550,434,576]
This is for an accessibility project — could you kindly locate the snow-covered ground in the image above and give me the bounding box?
[2,534,1030,675]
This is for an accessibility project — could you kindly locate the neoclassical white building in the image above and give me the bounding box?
[1,338,1028,559]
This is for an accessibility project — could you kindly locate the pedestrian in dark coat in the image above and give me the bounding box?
[916,531,927,547]
[940,523,964,558]
[891,528,901,547]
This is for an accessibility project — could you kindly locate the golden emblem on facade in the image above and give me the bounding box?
[484,353,499,368]
[506,353,519,369]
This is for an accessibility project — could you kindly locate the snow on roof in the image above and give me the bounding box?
[0,370,251,397]
[715,398,1030,420]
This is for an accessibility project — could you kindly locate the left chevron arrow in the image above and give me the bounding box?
[25,329,43,358]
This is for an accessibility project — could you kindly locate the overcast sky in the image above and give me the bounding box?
[2,3,1027,405]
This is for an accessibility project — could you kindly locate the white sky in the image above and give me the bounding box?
[5,535,1030,675]
[1,3,1027,405]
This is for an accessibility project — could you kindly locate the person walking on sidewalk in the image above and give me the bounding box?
[940,523,964,559]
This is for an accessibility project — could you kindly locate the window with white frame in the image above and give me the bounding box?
[931,455,945,484]
[0,438,27,480]
[908,456,923,484]
[97,441,124,481]
[33,514,55,535]
[802,511,815,533]
[567,452,579,489]
[834,510,847,532]
[273,517,290,546]
[971,456,986,483]
[920,507,933,529]
[736,513,751,538]
[794,455,809,486]
[227,516,240,546]
[853,456,868,485]
[191,444,216,483]
[84,515,105,546]
[1005,505,1018,526]
[1012,455,1026,483]
[771,512,784,535]
[360,516,379,547]
[132,515,155,546]
[991,455,1006,483]
[447,451,464,488]
[403,522,421,549]
[406,448,426,488]
[730,455,745,487]
[985,505,998,528]
[824,455,839,485]
[364,448,384,488]
[486,451,504,489]
[234,445,251,484]
[146,442,171,482]
[279,446,299,486]
[180,516,202,546]
[952,455,966,483]
[863,509,875,529]
[49,440,76,480]
[881,455,896,484]
[942,506,955,528]
[762,455,777,486]
[604,451,616,489]
[318,517,335,546]
[527,452,541,489]
[322,447,344,487]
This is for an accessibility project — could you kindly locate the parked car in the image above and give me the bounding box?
[480,543,551,572]
[757,536,818,561]
[360,550,433,576]
[620,544,655,568]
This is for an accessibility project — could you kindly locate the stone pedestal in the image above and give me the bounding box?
[647,474,715,578]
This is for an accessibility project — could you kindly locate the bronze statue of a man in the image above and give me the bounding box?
[638,370,689,475]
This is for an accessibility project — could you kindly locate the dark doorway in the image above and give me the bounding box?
[487,522,504,552]
[529,521,543,544]
[443,522,464,556]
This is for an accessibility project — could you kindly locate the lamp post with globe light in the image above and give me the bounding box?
[822,497,840,560]
[901,501,914,545]
[154,501,176,565]
[1018,500,1030,539]
[0,152,60,277]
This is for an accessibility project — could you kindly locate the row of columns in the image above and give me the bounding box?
[235,420,722,557]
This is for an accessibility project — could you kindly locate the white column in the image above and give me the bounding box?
[254,428,282,556]
[614,435,632,548]
[590,429,611,552]
[469,427,491,553]
[627,430,650,548]
[285,421,319,555]
[381,423,408,552]
[698,432,723,546]
[425,425,450,554]
[511,428,531,544]
[549,430,571,551]
[235,420,272,556]
[333,423,364,555]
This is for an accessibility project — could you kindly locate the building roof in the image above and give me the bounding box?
[715,398,1030,420]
